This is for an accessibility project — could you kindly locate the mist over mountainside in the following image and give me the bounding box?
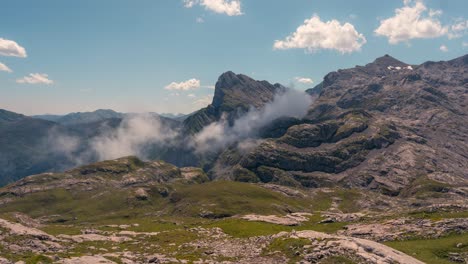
[1,54,467,193]
[0,72,310,186]
[1,54,468,264]
[211,54,468,196]
[0,110,181,186]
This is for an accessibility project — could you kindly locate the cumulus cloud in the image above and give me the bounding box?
[192,89,313,153]
[439,45,448,52]
[374,0,448,44]
[463,42,468,47]
[91,114,178,160]
[273,15,366,54]
[0,62,12,73]
[449,20,468,39]
[295,77,314,84]
[196,17,205,23]
[165,78,200,91]
[0,38,27,57]
[16,73,54,84]
[184,0,242,16]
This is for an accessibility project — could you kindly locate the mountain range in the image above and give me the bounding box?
[1,54,467,194]
[0,54,467,263]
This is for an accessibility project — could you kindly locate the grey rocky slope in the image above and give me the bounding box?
[210,54,468,198]
[182,71,286,135]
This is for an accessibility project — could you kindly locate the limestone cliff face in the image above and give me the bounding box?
[182,71,285,134]
[213,54,468,197]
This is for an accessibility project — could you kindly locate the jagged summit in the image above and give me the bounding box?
[183,71,284,134]
[360,54,410,74]
[212,71,284,110]
[371,54,408,67]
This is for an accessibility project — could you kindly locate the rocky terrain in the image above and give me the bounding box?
[0,54,467,263]
[211,55,468,198]
[0,155,467,263]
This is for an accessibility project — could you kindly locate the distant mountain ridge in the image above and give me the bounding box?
[1,54,467,199]
[33,109,123,125]
[0,109,181,186]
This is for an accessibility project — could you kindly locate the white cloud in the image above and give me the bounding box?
[463,42,468,47]
[439,45,448,52]
[188,93,196,97]
[273,15,366,54]
[91,114,178,161]
[449,20,468,39]
[165,78,201,91]
[439,44,448,52]
[0,38,27,58]
[193,95,213,107]
[16,73,54,84]
[184,0,242,16]
[0,62,12,73]
[184,0,196,7]
[294,77,314,85]
[375,0,448,44]
[196,17,205,23]
[192,89,313,153]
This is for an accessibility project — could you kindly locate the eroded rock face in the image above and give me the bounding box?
[0,156,182,196]
[182,71,285,135]
[212,54,468,196]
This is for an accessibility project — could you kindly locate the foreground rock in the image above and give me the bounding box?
[0,216,435,263]
[241,213,313,226]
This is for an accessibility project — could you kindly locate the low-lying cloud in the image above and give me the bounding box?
[46,114,179,167]
[45,88,312,168]
[91,114,178,160]
[192,89,313,153]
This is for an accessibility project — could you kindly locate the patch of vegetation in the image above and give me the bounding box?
[385,233,468,264]
[206,214,347,238]
[310,188,362,213]
[256,166,302,187]
[166,181,313,218]
[264,237,311,263]
[25,255,53,264]
[0,240,53,263]
[232,166,259,183]
[400,176,451,199]
[320,255,357,264]
[406,210,468,221]
[73,156,146,178]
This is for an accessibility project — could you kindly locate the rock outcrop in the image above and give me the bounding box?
[212,54,468,197]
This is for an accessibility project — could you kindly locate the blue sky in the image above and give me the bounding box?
[0,0,467,115]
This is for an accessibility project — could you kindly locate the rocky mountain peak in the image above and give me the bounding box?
[371,54,407,67]
[182,71,285,136]
[212,71,284,111]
